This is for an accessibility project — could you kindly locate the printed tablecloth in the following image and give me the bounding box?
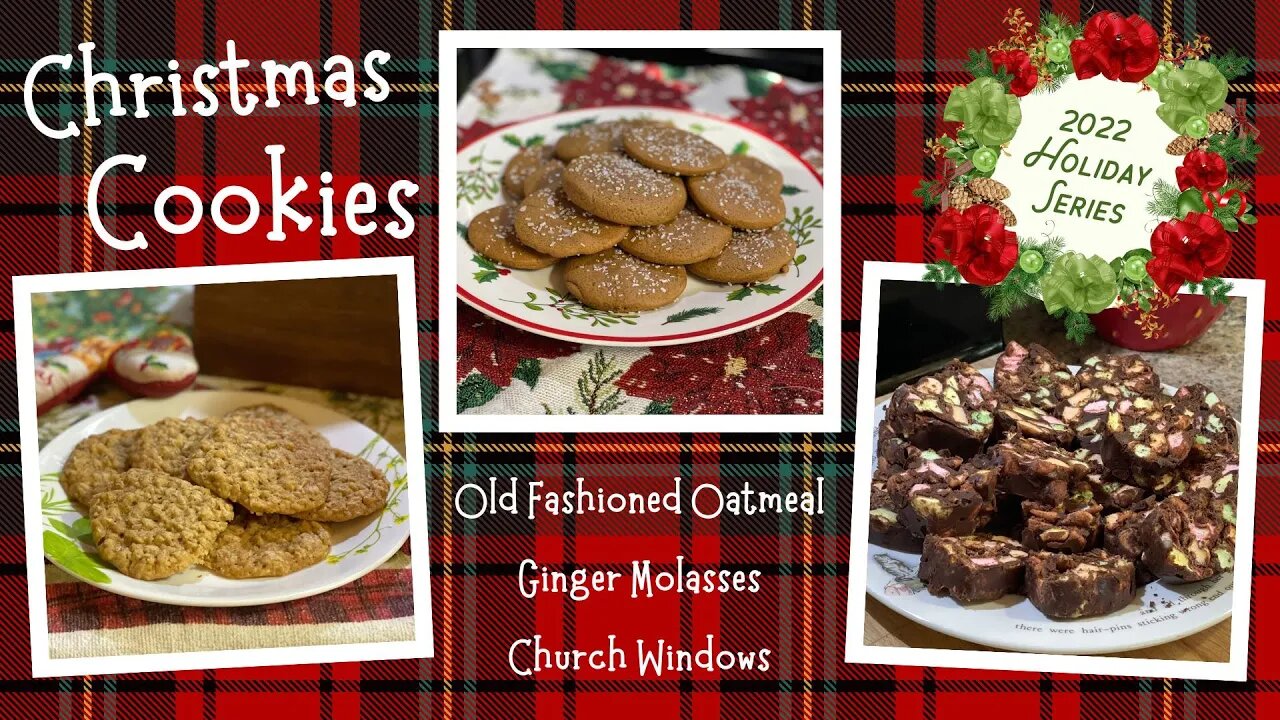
[457,48,825,415]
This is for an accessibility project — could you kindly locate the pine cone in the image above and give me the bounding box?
[1207,111,1234,135]
[991,201,1017,227]
[947,183,975,211]
[966,177,1010,201]
[1166,135,1200,155]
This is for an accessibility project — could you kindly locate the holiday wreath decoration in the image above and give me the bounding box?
[916,9,1261,342]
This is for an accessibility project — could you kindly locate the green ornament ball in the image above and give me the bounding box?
[1183,115,1210,138]
[1123,255,1149,283]
[971,147,999,173]
[1046,40,1070,63]
[1019,248,1045,274]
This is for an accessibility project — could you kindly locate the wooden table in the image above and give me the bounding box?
[865,353,1232,663]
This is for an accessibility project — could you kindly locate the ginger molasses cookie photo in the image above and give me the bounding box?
[18,258,431,672]
[847,264,1262,675]
[446,45,837,422]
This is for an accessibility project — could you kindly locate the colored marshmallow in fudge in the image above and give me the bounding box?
[1074,448,1148,510]
[884,451,997,538]
[918,534,1028,604]
[985,435,1090,504]
[993,341,1079,414]
[1140,489,1235,583]
[1025,549,1137,619]
[1075,353,1161,397]
[882,360,996,458]
[1100,395,1195,482]
[992,402,1074,446]
[1102,496,1160,585]
[1168,384,1237,462]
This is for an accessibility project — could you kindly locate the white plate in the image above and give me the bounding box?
[866,368,1233,654]
[456,105,824,347]
[38,391,411,607]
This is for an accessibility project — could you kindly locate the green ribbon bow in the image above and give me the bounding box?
[943,77,1022,148]
[1155,60,1228,134]
[1041,252,1118,315]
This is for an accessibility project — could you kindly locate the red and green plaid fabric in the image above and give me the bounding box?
[2,0,1277,718]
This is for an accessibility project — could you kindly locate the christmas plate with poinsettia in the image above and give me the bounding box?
[456,106,823,347]
[39,391,411,607]
[866,367,1234,655]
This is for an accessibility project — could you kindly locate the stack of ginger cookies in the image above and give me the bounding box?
[58,404,390,581]
[467,118,798,312]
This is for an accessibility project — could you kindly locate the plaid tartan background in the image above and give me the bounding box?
[0,0,1275,718]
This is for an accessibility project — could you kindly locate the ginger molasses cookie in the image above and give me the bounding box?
[687,163,786,230]
[129,416,213,478]
[514,186,629,257]
[620,205,733,265]
[563,153,686,226]
[61,428,139,504]
[522,157,565,195]
[562,246,687,312]
[186,416,331,515]
[724,154,785,194]
[468,204,557,270]
[622,125,728,176]
[554,119,665,161]
[89,469,234,580]
[295,449,390,522]
[688,226,797,283]
[205,512,331,579]
[501,144,555,200]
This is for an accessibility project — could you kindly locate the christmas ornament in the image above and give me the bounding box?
[971,147,999,173]
[1019,248,1045,274]
[1183,116,1210,139]
[1046,40,1070,63]
[1123,255,1149,282]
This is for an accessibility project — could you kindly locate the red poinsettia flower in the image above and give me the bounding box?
[730,83,824,154]
[1175,149,1228,192]
[989,49,1038,97]
[457,304,579,385]
[615,313,823,414]
[1071,12,1160,82]
[561,58,692,110]
[927,205,1018,286]
[1146,212,1232,296]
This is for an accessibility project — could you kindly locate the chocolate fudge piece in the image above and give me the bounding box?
[1058,385,1124,451]
[1025,549,1136,619]
[918,534,1028,603]
[986,435,1090,504]
[1140,490,1234,583]
[1185,454,1239,499]
[1103,496,1159,584]
[876,421,915,472]
[1075,353,1161,397]
[1020,487,1103,553]
[1169,384,1238,461]
[885,451,997,538]
[993,403,1074,446]
[1075,448,1148,510]
[1101,396,1195,482]
[994,341,1079,414]
[869,471,923,552]
[883,361,996,458]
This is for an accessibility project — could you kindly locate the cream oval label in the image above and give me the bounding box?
[992,76,1181,258]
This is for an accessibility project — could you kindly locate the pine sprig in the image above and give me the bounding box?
[1207,133,1263,171]
[1186,277,1235,305]
[963,48,1013,89]
[913,178,944,211]
[1205,50,1251,81]
[1054,309,1096,344]
[923,261,963,287]
[1146,178,1181,217]
[1041,13,1083,41]
[980,235,1066,321]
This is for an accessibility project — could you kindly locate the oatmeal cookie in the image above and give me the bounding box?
[61,428,139,504]
[295,449,391,522]
[186,416,331,514]
[128,417,213,478]
[224,404,327,446]
[89,469,234,580]
[205,512,331,578]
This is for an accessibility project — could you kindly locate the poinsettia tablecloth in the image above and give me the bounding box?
[457,48,825,415]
